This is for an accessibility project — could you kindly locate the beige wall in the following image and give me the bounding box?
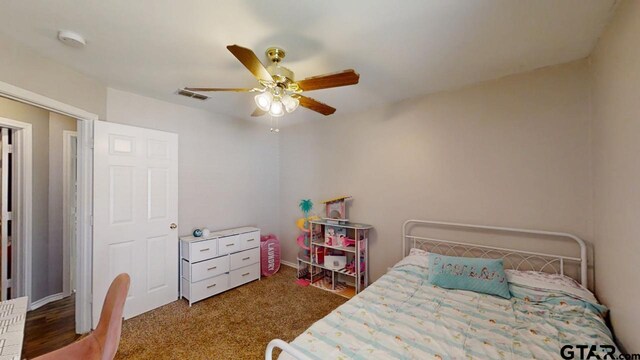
[279,60,593,283]
[106,88,280,238]
[0,96,52,301]
[47,113,76,295]
[0,33,107,119]
[590,0,640,352]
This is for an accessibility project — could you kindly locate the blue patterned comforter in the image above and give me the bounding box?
[282,261,617,359]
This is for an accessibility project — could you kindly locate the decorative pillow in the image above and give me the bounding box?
[427,254,511,299]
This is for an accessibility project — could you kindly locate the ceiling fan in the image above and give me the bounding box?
[185,45,360,117]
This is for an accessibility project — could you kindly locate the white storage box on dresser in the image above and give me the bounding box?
[180,227,261,305]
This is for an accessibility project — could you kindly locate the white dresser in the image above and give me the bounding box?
[180,226,261,306]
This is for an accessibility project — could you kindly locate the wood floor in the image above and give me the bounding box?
[23,295,80,359]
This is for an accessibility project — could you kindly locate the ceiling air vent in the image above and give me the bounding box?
[176,89,209,101]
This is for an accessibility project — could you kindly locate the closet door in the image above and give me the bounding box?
[92,121,178,327]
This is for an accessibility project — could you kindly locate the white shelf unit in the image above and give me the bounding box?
[179,226,260,306]
[297,220,372,298]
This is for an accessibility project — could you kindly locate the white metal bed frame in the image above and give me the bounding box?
[402,219,588,287]
[265,219,588,359]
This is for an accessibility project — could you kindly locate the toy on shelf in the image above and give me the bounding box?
[313,247,326,265]
[322,196,352,224]
[341,236,355,247]
[295,199,320,258]
[324,226,346,246]
[345,258,366,275]
[325,255,347,270]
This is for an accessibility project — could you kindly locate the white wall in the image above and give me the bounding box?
[106,88,280,237]
[47,113,76,295]
[590,0,640,352]
[279,60,593,283]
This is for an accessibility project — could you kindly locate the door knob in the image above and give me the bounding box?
[170,223,177,229]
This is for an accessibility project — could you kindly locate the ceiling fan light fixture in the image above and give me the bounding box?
[282,94,299,113]
[254,91,273,111]
[269,100,285,117]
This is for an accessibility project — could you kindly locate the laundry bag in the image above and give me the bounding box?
[260,234,281,277]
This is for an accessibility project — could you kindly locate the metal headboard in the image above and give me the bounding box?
[402,220,588,287]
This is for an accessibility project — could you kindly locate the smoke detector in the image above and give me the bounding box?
[57,30,86,48]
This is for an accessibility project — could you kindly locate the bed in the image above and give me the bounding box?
[266,220,619,360]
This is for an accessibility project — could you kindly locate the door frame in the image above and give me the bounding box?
[0,80,97,334]
[62,130,78,297]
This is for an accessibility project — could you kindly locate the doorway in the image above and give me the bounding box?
[1,127,15,300]
[0,80,96,334]
[0,102,79,309]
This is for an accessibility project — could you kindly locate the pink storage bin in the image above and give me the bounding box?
[260,234,281,277]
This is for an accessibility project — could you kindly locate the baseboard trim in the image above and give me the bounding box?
[30,292,65,311]
[281,260,297,269]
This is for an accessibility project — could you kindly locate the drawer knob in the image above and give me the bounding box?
[226,243,235,247]
[199,248,210,252]
[242,272,250,277]
[247,239,254,242]
[207,284,217,289]
[242,257,250,261]
[207,266,217,271]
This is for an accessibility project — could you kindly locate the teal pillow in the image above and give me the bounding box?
[427,254,511,299]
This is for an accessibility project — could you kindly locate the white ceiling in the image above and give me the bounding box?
[0,0,616,125]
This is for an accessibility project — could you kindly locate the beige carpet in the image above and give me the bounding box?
[116,266,347,359]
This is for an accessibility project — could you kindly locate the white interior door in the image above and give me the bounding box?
[92,121,178,327]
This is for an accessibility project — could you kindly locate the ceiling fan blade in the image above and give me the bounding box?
[251,108,267,117]
[296,69,360,91]
[227,45,273,82]
[184,87,254,92]
[298,95,336,116]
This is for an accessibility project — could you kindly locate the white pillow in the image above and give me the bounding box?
[505,269,598,304]
[409,247,429,256]
[393,255,428,270]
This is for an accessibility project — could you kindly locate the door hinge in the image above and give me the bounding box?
[6,144,13,154]
[5,212,12,221]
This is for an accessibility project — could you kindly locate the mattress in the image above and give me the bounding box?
[281,258,618,359]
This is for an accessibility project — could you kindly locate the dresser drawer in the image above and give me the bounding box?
[239,231,260,250]
[189,239,218,262]
[229,263,260,288]
[186,256,229,282]
[230,247,259,271]
[218,235,240,255]
[183,274,229,303]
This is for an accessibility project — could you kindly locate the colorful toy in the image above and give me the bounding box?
[260,234,281,277]
[324,226,346,246]
[345,258,366,274]
[322,196,352,221]
[296,199,319,257]
[324,255,347,270]
[340,236,356,247]
[313,247,326,265]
